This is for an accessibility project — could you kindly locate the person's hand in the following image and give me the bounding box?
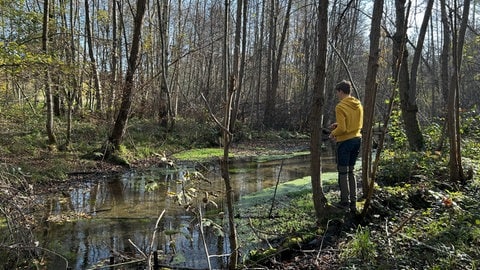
[329,133,336,142]
[329,123,338,130]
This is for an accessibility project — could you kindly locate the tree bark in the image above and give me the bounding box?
[156,0,173,129]
[310,0,329,221]
[231,0,247,124]
[447,0,470,183]
[361,0,384,216]
[220,1,238,268]
[107,0,119,122]
[85,0,103,112]
[108,0,148,151]
[42,0,57,147]
[407,0,434,150]
[436,0,451,151]
[264,0,293,128]
[393,0,424,151]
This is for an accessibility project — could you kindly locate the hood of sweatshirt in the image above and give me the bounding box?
[339,96,361,111]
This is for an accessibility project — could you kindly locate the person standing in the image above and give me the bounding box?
[329,80,363,213]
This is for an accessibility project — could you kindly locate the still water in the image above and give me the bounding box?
[37,155,335,269]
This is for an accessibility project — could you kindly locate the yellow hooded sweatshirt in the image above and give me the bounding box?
[331,96,363,142]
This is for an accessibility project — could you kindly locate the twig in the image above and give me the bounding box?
[1,245,70,270]
[148,209,166,268]
[248,217,273,249]
[398,233,461,255]
[316,219,331,260]
[200,92,231,135]
[268,160,284,217]
[128,239,147,258]
[391,210,420,235]
[87,258,146,270]
[149,209,166,252]
[198,205,213,270]
[328,40,360,99]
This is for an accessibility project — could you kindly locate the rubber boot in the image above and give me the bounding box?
[338,166,349,207]
[348,166,357,212]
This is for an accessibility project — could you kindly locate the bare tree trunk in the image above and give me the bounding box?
[393,0,424,151]
[361,0,384,216]
[42,0,57,147]
[64,0,78,148]
[220,1,238,268]
[85,0,102,112]
[108,0,147,152]
[156,0,173,129]
[253,1,266,127]
[448,0,470,183]
[310,0,329,221]
[231,0,247,124]
[436,0,451,151]
[264,0,293,128]
[107,0,119,122]
[406,0,434,149]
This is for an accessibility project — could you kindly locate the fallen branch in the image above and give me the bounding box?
[148,209,166,269]
[248,217,273,249]
[391,210,420,235]
[128,239,147,258]
[316,219,332,260]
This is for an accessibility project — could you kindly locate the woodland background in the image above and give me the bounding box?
[1,0,480,269]
[1,0,478,148]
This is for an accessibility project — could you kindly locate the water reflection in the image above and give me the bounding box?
[37,154,335,269]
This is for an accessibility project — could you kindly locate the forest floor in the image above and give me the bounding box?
[2,134,479,269]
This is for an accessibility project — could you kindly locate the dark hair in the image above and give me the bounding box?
[335,80,351,94]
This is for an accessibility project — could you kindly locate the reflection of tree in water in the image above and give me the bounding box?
[27,157,317,268]
[108,175,125,206]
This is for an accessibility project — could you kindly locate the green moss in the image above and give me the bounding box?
[0,217,6,229]
[172,148,225,161]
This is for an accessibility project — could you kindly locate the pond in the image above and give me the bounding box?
[34,154,336,269]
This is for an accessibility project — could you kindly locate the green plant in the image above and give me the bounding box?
[340,226,377,262]
[377,149,448,185]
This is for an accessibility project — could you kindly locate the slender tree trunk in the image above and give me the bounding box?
[42,0,57,147]
[219,1,238,268]
[157,0,172,129]
[107,0,119,122]
[65,0,78,148]
[310,0,329,221]
[85,0,103,112]
[254,1,265,128]
[108,0,147,152]
[231,0,247,124]
[361,0,384,216]
[264,0,292,128]
[436,0,451,151]
[448,0,470,183]
[406,0,434,150]
[393,0,424,151]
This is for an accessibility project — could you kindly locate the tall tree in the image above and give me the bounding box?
[156,0,173,129]
[310,0,329,221]
[231,0,248,124]
[264,0,293,128]
[85,0,103,112]
[42,0,57,147]
[222,0,239,267]
[361,0,385,215]
[108,0,148,153]
[392,0,424,151]
[107,0,119,121]
[447,0,471,183]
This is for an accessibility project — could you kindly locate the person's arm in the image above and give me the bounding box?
[331,108,347,137]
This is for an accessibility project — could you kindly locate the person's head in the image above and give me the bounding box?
[335,80,351,95]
